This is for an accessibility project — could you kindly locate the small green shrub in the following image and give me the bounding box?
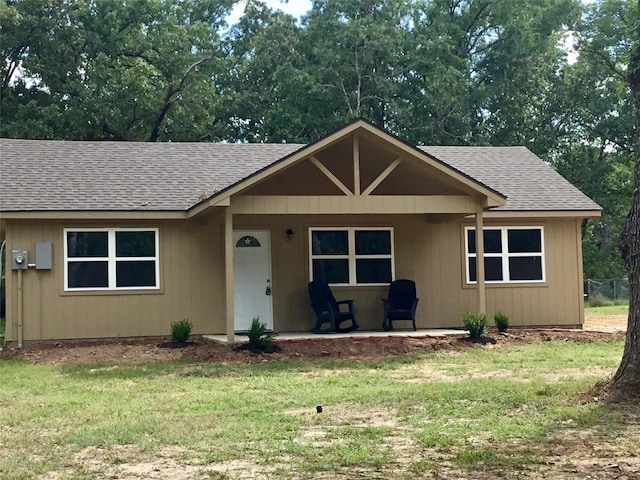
[170,319,192,343]
[494,312,509,332]
[588,292,613,307]
[463,312,487,339]
[247,317,277,352]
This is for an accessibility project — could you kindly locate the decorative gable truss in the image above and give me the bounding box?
[189,121,507,218]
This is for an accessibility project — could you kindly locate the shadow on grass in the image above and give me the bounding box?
[450,396,638,474]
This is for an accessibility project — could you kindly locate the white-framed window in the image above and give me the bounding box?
[309,227,394,286]
[464,226,545,284]
[64,228,160,291]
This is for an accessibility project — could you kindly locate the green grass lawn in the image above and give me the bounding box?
[584,303,629,315]
[0,340,637,479]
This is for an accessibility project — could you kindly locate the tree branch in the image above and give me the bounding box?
[582,46,628,82]
[330,67,354,116]
[120,50,156,65]
[3,46,27,88]
[147,52,216,142]
[100,119,124,140]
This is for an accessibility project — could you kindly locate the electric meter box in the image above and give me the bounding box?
[36,242,52,269]
[11,249,29,270]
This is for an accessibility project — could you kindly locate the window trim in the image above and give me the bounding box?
[64,227,160,291]
[464,226,545,284]
[309,227,395,286]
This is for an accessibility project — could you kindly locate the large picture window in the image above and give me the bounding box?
[465,227,544,284]
[310,227,394,285]
[64,228,159,291]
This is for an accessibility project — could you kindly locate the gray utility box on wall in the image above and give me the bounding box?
[11,249,28,270]
[36,242,52,269]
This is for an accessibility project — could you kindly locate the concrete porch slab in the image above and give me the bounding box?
[203,329,465,345]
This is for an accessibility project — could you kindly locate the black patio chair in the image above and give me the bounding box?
[308,280,359,334]
[382,279,419,331]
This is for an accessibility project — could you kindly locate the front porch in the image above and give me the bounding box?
[201,121,506,342]
[204,328,465,345]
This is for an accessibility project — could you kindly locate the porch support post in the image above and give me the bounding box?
[224,207,235,342]
[475,204,487,314]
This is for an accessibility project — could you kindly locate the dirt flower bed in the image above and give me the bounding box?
[0,328,626,366]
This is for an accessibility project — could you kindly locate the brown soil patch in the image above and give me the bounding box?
[0,328,626,366]
[44,445,234,480]
[0,329,624,365]
[584,313,628,331]
[1,311,625,366]
[0,310,625,366]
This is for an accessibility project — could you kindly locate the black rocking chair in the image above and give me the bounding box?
[308,280,360,333]
[382,279,419,331]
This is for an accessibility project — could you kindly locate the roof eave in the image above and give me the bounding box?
[0,210,188,220]
[481,209,602,219]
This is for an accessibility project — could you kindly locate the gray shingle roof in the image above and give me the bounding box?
[420,146,601,212]
[0,140,303,211]
[0,139,600,213]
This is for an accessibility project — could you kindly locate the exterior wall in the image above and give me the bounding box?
[4,214,226,342]
[424,217,584,328]
[4,212,585,342]
[235,214,416,332]
[235,214,585,331]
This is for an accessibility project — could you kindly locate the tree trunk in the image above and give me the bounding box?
[611,2,640,400]
[614,156,640,398]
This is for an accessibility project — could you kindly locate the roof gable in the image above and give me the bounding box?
[238,128,476,197]
[191,119,507,214]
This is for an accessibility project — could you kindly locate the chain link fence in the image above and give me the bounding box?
[586,278,629,306]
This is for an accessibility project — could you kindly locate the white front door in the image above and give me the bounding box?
[233,230,273,332]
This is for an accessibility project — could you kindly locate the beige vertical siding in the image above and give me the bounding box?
[424,217,584,328]
[234,215,582,331]
[235,214,584,331]
[4,214,226,342]
[4,213,584,342]
[234,214,424,332]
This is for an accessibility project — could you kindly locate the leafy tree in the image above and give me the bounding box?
[228,0,414,143]
[555,145,632,279]
[229,0,581,147]
[397,0,581,147]
[546,17,638,295]
[0,0,235,141]
[0,0,590,147]
[540,0,634,282]
[224,1,312,142]
[392,0,475,144]
[299,0,410,129]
